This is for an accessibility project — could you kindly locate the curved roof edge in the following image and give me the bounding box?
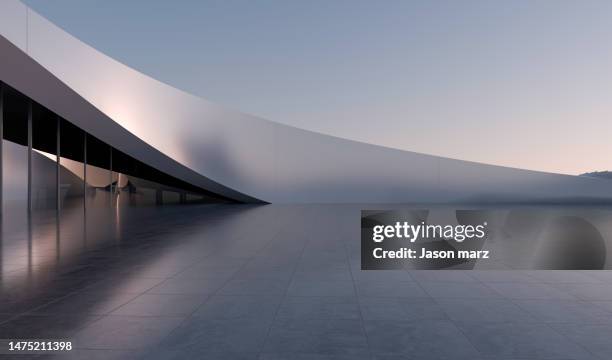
[0,35,262,203]
[2,0,612,204]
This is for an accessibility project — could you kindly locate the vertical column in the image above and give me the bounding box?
[109,146,113,206]
[56,117,60,212]
[83,132,87,210]
[0,82,4,215]
[155,190,163,206]
[180,192,187,204]
[0,82,2,272]
[27,100,32,212]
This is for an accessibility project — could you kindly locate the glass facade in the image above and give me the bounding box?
[0,81,230,218]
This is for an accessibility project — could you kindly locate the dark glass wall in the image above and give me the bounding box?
[2,86,29,214]
[0,81,233,215]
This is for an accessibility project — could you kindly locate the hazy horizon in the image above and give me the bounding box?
[23,0,612,175]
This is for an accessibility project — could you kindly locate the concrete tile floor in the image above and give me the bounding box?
[0,204,610,359]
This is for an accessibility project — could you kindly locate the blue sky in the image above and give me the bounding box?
[23,0,612,175]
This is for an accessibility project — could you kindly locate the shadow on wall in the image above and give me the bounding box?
[183,135,248,192]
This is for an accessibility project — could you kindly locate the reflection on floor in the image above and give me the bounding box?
[1,204,612,360]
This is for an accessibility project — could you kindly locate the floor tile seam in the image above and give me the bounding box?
[402,273,493,358]
[586,301,612,315]
[341,222,376,360]
[166,226,265,280]
[459,276,607,360]
[147,215,290,352]
[19,288,86,317]
[257,210,319,357]
[539,317,604,360]
[475,277,579,301]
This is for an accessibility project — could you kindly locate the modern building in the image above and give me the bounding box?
[1,0,612,211]
[2,3,612,359]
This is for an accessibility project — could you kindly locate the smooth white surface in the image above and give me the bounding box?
[1,0,612,203]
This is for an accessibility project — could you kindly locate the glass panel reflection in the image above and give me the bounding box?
[0,81,228,216]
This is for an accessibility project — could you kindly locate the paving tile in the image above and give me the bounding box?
[436,298,534,323]
[551,323,612,360]
[553,283,612,301]
[514,299,612,323]
[143,349,258,360]
[364,320,480,358]
[292,268,354,282]
[111,294,207,316]
[259,353,371,360]
[146,277,229,295]
[485,282,576,300]
[410,270,477,283]
[287,281,356,297]
[354,281,428,298]
[31,291,139,315]
[589,300,612,314]
[457,322,592,359]
[90,277,166,294]
[157,317,272,354]
[420,281,502,299]
[72,315,184,350]
[277,296,360,320]
[0,314,101,338]
[527,271,603,284]
[263,318,368,355]
[359,297,447,321]
[219,279,290,296]
[469,270,538,283]
[50,349,140,360]
[579,271,612,283]
[233,266,295,281]
[193,295,281,320]
[351,270,413,282]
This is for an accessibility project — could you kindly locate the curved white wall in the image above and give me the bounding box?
[1,0,612,203]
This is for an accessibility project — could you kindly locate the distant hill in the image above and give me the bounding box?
[580,171,612,180]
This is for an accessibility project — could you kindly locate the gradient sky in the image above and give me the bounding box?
[23,0,612,175]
